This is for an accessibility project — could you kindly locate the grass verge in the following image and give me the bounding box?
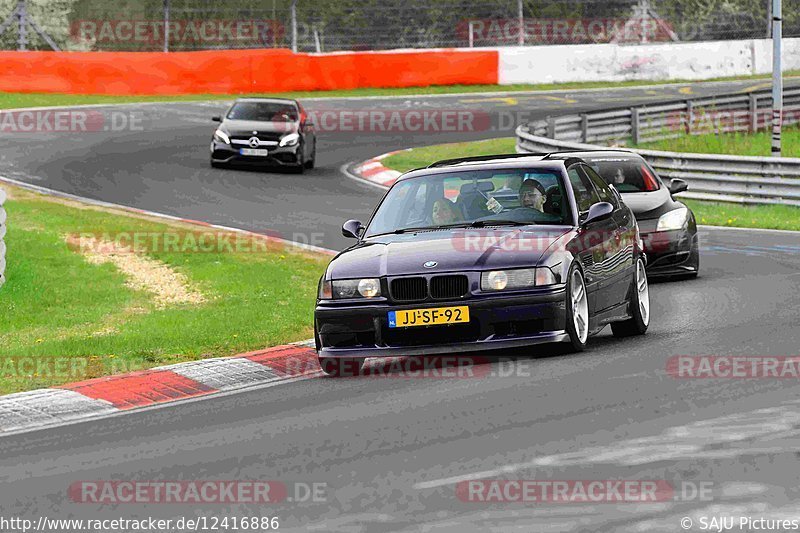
[384,138,517,172]
[682,200,800,231]
[2,71,800,109]
[0,183,328,394]
[633,126,800,157]
[380,139,800,232]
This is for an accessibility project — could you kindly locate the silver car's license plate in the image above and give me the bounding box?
[240,148,269,156]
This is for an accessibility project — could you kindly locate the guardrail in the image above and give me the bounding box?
[515,87,800,206]
[0,187,6,288]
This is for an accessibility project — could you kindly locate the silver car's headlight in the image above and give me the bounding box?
[481,268,556,291]
[656,207,689,232]
[279,133,300,147]
[213,129,230,144]
[326,278,381,299]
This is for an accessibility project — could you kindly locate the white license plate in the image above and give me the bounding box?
[240,148,269,156]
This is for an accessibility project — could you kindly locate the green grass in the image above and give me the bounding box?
[683,199,800,231]
[0,185,328,394]
[3,71,800,109]
[384,138,517,173]
[634,126,800,157]
[380,139,800,232]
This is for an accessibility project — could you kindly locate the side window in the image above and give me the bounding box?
[567,167,600,214]
[581,165,618,208]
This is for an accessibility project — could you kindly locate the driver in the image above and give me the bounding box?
[432,198,460,225]
[519,179,546,212]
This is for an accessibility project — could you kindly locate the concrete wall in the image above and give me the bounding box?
[498,38,800,85]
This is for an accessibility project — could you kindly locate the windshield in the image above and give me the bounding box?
[586,157,661,193]
[226,102,298,122]
[365,168,572,237]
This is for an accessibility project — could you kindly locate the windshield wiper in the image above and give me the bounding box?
[469,220,530,228]
[392,223,473,234]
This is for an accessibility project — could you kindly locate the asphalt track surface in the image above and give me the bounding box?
[2,79,800,532]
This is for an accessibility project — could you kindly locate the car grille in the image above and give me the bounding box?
[390,275,469,302]
[430,275,469,299]
[231,132,284,142]
[390,277,427,302]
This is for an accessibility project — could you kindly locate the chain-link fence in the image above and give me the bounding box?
[0,0,794,52]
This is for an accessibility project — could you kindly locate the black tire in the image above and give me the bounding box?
[565,263,588,352]
[210,161,224,169]
[611,256,650,337]
[304,147,315,169]
[318,357,364,377]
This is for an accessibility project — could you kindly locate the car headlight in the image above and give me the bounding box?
[481,268,557,291]
[656,207,689,232]
[320,278,382,299]
[318,279,332,299]
[213,129,230,144]
[279,133,300,147]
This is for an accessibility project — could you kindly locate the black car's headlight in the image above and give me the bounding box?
[213,129,230,144]
[319,278,381,299]
[656,207,689,232]
[279,133,300,147]
[481,267,557,291]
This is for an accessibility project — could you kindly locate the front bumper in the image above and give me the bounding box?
[210,140,302,167]
[315,288,569,358]
[640,227,699,277]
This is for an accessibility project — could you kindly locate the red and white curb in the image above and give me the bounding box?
[0,340,320,434]
[0,177,337,436]
[349,149,408,188]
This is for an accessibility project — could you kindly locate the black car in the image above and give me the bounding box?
[546,151,699,279]
[314,154,650,376]
[210,98,316,173]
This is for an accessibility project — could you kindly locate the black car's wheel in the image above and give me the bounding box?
[565,263,589,352]
[305,145,316,169]
[318,357,364,377]
[612,256,650,337]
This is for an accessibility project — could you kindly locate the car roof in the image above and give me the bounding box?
[233,97,298,105]
[544,149,643,161]
[396,156,569,183]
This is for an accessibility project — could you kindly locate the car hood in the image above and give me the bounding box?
[327,227,572,279]
[221,119,297,135]
[620,187,675,221]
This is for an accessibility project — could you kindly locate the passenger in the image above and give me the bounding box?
[432,198,460,225]
[519,179,546,212]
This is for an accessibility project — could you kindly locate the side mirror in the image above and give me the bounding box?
[582,202,614,226]
[342,219,364,239]
[212,115,222,122]
[668,178,688,194]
